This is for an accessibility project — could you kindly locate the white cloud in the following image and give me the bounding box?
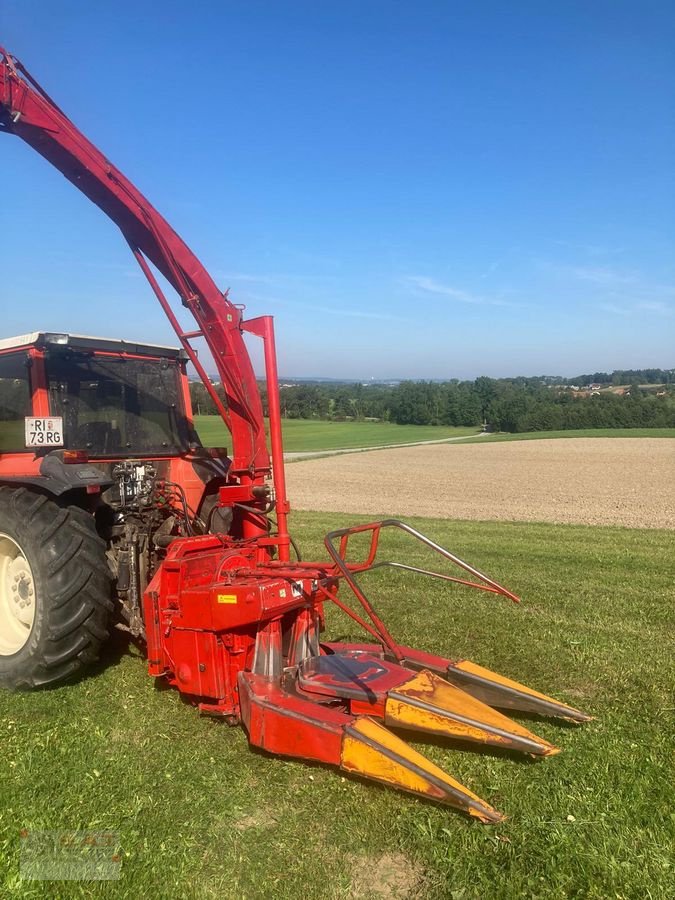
[571,266,634,285]
[599,302,630,316]
[552,240,625,257]
[636,300,673,317]
[546,263,635,285]
[405,276,520,308]
[406,276,480,303]
[599,299,673,318]
[243,292,413,323]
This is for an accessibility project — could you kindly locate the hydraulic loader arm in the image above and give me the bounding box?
[0,47,269,478]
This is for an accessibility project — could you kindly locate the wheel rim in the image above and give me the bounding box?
[0,532,37,655]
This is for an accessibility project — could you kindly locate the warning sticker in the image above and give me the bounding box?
[217,594,238,604]
[25,417,64,448]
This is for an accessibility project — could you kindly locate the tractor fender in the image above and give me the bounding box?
[0,454,112,497]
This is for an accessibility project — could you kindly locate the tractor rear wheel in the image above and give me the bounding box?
[0,487,112,690]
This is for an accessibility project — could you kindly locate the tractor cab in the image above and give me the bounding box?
[0,331,196,459]
[0,332,232,539]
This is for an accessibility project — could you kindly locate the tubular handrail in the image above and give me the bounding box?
[321,519,521,659]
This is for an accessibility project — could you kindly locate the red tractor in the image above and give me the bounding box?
[0,331,233,671]
[0,48,590,823]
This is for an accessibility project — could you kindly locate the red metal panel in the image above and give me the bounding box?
[218,484,259,504]
[166,629,227,700]
[297,651,411,701]
[239,673,346,764]
[0,453,41,479]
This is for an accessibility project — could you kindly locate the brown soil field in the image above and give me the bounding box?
[286,438,675,528]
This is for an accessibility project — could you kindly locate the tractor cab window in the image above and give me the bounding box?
[45,351,189,456]
[0,352,32,452]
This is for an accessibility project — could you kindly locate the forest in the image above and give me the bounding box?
[189,368,675,433]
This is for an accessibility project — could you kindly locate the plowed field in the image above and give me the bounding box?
[286,438,675,528]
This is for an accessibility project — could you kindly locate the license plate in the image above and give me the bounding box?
[25,417,64,448]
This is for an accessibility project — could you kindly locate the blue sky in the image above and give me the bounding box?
[1,1,673,379]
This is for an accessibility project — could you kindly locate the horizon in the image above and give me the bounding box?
[1,2,674,378]
[206,365,675,385]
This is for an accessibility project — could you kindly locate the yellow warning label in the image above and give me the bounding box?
[217,594,238,604]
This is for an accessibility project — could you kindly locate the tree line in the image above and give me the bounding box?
[572,368,674,386]
[190,371,675,433]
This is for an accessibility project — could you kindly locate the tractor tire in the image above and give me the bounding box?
[0,487,112,690]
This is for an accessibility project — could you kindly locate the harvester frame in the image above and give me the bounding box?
[0,47,590,823]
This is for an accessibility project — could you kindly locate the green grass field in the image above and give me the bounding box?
[193,417,675,455]
[2,514,673,898]
[194,416,478,452]
[459,427,675,445]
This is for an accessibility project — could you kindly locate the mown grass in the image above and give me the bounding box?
[1,514,673,898]
[460,427,675,445]
[194,416,477,452]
